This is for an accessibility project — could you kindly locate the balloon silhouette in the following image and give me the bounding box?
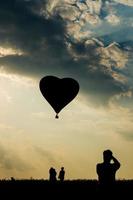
[39,76,79,119]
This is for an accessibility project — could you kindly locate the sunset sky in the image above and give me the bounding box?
[0,0,133,180]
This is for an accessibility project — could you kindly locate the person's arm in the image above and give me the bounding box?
[112,156,121,170]
[96,164,100,175]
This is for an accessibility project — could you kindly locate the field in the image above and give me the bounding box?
[0,179,133,199]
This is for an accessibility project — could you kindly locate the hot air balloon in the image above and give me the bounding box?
[39,76,79,118]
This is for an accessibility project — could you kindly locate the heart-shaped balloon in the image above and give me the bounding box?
[39,76,79,118]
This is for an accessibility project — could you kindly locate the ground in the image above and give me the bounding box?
[0,179,133,199]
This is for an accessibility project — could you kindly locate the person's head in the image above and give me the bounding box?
[103,150,112,163]
[61,167,64,170]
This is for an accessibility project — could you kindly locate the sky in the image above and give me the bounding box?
[0,0,133,180]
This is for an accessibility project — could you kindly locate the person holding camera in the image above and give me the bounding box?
[96,150,121,186]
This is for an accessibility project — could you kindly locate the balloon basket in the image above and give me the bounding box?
[55,114,59,119]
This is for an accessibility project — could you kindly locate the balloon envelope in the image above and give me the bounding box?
[39,76,79,117]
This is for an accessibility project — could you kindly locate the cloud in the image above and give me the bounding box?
[0,0,133,106]
[105,14,120,25]
[114,0,133,7]
[0,143,31,171]
[33,146,57,165]
[0,47,24,57]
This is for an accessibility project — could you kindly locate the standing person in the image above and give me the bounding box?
[96,150,120,187]
[58,167,65,182]
[49,167,57,182]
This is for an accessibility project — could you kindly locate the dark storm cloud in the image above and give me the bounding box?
[64,39,129,104]
[0,0,70,74]
[0,0,132,105]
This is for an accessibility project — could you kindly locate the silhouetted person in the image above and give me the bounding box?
[11,177,15,181]
[96,150,120,187]
[58,167,65,182]
[49,167,57,182]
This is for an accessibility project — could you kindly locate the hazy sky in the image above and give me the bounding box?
[0,0,133,180]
